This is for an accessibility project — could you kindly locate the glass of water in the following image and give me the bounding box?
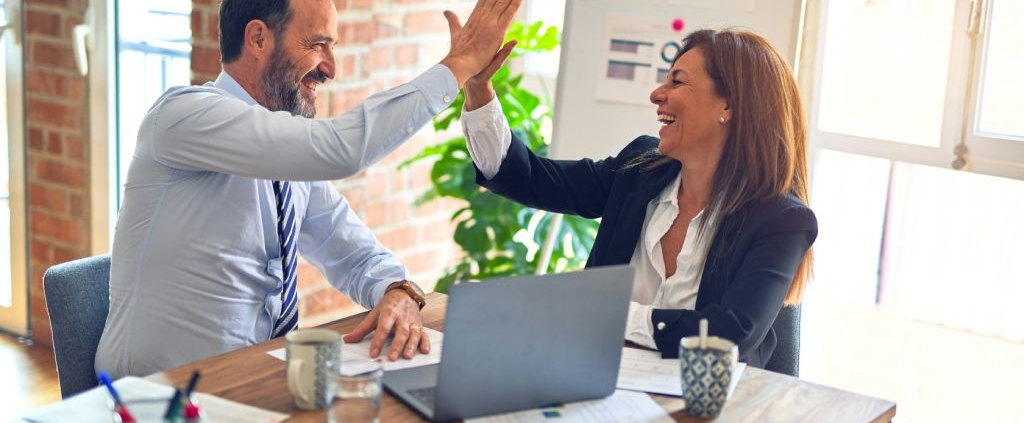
[329,359,384,423]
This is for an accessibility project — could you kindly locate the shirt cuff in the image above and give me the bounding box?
[410,64,460,115]
[625,301,657,349]
[462,96,511,180]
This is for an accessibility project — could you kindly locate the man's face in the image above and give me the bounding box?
[259,0,338,118]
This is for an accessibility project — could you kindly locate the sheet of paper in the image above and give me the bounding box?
[20,376,288,423]
[266,327,444,372]
[617,347,746,398]
[464,389,675,423]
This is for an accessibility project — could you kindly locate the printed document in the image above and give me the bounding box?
[267,327,444,372]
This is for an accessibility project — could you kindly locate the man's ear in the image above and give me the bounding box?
[243,20,272,59]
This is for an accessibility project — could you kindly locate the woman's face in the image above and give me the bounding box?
[649,47,730,161]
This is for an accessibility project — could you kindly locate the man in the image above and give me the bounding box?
[95,0,520,378]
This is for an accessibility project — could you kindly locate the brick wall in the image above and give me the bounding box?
[191,0,471,326]
[24,0,91,345]
[23,0,470,345]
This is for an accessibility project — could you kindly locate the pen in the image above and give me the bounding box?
[184,370,202,398]
[163,388,183,420]
[98,371,136,423]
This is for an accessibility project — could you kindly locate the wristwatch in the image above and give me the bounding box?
[386,280,426,310]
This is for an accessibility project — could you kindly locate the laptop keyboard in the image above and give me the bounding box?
[407,386,437,409]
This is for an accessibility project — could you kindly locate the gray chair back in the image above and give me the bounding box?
[43,254,111,398]
[764,304,801,377]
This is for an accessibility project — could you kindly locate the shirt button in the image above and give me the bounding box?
[656,322,666,331]
[443,94,452,103]
[405,126,414,134]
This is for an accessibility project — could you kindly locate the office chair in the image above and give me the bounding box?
[764,305,801,377]
[43,254,111,398]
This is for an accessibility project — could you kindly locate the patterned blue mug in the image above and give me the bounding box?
[679,336,739,418]
[286,328,341,410]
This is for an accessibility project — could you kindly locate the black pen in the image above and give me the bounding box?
[184,370,202,398]
[163,388,183,420]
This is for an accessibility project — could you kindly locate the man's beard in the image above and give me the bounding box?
[260,47,327,118]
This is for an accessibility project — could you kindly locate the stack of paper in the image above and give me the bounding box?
[18,376,288,423]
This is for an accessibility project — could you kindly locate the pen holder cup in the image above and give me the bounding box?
[679,336,739,418]
[110,394,204,423]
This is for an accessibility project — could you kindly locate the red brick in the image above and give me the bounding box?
[46,131,62,155]
[29,212,84,245]
[29,182,69,212]
[374,15,401,40]
[396,43,418,67]
[31,239,53,263]
[420,215,458,244]
[338,186,367,211]
[337,20,373,46]
[56,73,86,102]
[27,0,69,8]
[51,246,80,265]
[69,193,86,217]
[365,45,394,72]
[336,53,358,80]
[330,86,370,115]
[31,309,53,348]
[33,157,86,188]
[351,0,373,10]
[65,134,85,161]
[26,69,54,95]
[366,170,391,195]
[404,10,449,36]
[332,0,348,12]
[26,9,62,36]
[377,225,418,250]
[297,261,327,291]
[206,12,220,41]
[30,40,78,72]
[191,44,222,75]
[28,127,45,151]
[26,98,80,130]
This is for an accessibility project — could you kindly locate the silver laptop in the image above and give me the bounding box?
[383,265,635,422]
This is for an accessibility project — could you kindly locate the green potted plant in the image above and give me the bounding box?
[400,21,599,292]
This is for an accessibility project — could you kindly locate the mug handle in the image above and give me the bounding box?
[287,359,311,404]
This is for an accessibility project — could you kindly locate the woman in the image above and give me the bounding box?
[460,28,816,368]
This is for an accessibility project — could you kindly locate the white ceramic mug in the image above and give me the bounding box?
[286,328,341,410]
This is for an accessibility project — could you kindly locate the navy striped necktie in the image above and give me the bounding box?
[271,180,299,338]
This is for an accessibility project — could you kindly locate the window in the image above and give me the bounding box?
[115,1,191,207]
[804,1,1024,422]
[810,0,1024,178]
[87,0,191,251]
[1,0,28,335]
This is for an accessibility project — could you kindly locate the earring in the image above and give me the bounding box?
[719,116,726,124]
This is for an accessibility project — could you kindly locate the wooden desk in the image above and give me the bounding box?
[148,293,896,423]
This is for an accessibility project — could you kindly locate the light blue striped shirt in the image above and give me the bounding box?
[96,65,458,378]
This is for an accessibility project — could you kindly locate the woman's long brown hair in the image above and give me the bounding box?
[631,28,813,304]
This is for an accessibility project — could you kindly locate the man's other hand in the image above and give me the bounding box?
[343,289,430,361]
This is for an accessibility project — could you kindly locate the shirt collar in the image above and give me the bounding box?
[656,171,683,206]
[209,71,260,106]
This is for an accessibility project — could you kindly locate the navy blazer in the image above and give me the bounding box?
[477,135,818,368]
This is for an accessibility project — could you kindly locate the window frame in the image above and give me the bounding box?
[806,0,1024,181]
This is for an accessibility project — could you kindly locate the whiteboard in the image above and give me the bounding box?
[550,0,804,160]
